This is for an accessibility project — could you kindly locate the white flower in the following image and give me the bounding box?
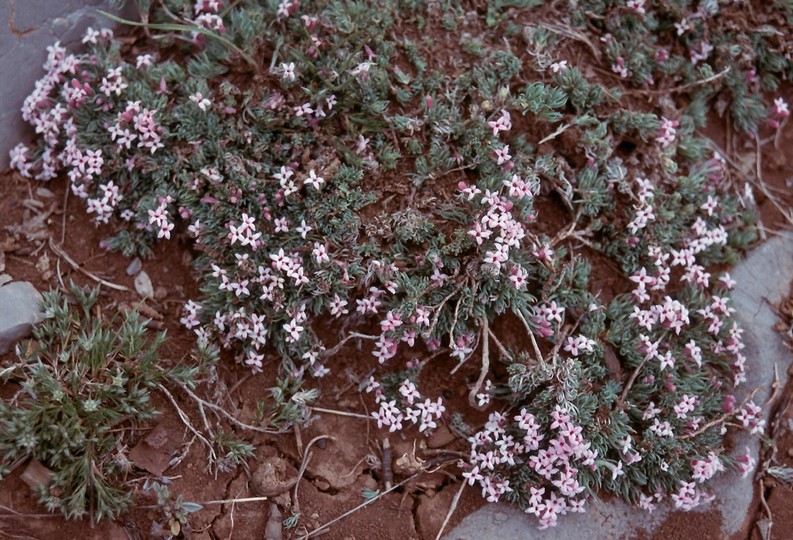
[305,169,325,190]
[279,62,296,81]
[189,92,212,111]
[550,60,568,73]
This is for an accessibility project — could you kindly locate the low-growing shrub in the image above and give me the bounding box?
[8,0,791,529]
[0,284,202,521]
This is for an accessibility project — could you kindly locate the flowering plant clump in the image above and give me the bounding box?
[9,0,791,528]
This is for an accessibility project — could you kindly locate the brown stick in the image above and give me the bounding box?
[382,438,393,490]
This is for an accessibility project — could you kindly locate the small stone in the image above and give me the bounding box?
[35,187,55,198]
[126,257,142,276]
[0,281,45,354]
[427,425,456,448]
[314,479,331,491]
[155,286,169,300]
[129,423,174,476]
[134,271,154,298]
[0,274,12,287]
[21,460,52,489]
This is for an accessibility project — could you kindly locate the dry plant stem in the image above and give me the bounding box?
[708,137,793,230]
[469,318,490,408]
[623,66,730,96]
[615,356,649,411]
[535,22,600,59]
[311,406,371,420]
[435,481,466,540]
[762,363,781,409]
[382,438,393,490]
[516,308,545,363]
[321,332,379,358]
[758,477,773,537]
[157,384,219,468]
[227,373,252,397]
[0,504,62,519]
[303,471,423,538]
[48,237,129,291]
[427,274,464,336]
[293,435,334,515]
[680,388,759,440]
[168,378,280,433]
[294,425,304,458]
[538,122,573,145]
[487,327,513,361]
[135,496,270,509]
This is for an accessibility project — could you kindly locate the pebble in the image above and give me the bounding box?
[154,286,169,300]
[125,257,142,276]
[35,187,55,198]
[21,460,52,489]
[0,281,44,354]
[134,271,154,298]
[428,425,457,449]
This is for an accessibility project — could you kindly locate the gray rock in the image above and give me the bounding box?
[0,0,137,170]
[446,235,793,540]
[134,270,154,298]
[125,257,142,276]
[0,281,44,354]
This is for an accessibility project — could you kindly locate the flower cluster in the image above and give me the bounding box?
[463,406,592,528]
[8,0,780,530]
[366,377,446,434]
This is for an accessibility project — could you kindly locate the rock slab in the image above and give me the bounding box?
[445,236,793,540]
[0,281,44,354]
[0,0,135,170]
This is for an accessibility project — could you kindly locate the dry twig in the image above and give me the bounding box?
[435,481,466,540]
[48,237,129,291]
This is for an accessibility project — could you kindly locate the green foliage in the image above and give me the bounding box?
[10,0,788,528]
[0,284,197,521]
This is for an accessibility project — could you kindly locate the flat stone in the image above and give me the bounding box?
[134,270,154,298]
[0,1,136,169]
[0,281,44,354]
[428,425,456,448]
[20,459,52,489]
[446,236,793,540]
[129,423,175,476]
[125,257,142,276]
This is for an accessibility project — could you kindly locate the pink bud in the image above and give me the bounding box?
[722,395,736,413]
